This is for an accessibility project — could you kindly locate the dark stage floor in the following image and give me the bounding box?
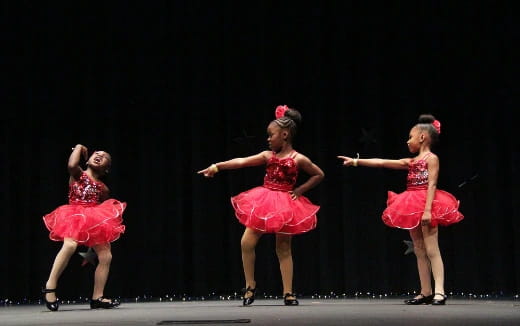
[1,298,519,326]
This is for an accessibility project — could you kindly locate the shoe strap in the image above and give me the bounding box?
[42,288,56,293]
[243,287,256,295]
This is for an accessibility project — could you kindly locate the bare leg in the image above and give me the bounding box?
[422,225,445,299]
[241,227,262,297]
[409,228,432,298]
[92,243,112,301]
[45,238,78,302]
[275,234,294,298]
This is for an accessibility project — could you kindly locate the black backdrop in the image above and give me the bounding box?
[2,2,517,301]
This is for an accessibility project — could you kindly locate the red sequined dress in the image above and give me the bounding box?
[231,151,320,234]
[43,172,126,247]
[382,153,464,229]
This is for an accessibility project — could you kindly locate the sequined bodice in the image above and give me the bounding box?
[263,152,298,191]
[68,172,107,205]
[406,157,429,189]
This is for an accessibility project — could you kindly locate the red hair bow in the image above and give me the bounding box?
[432,120,441,134]
[275,105,289,119]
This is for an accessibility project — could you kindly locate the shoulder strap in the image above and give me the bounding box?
[421,152,433,161]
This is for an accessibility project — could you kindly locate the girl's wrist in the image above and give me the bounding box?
[352,153,360,167]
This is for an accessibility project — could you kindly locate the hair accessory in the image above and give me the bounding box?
[275,105,290,119]
[432,120,441,134]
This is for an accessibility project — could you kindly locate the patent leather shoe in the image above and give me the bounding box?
[404,293,434,305]
[242,287,256,306]
[283,293,299,306]
[42,288,59,311]
[90,296,120,309]
[432,293,447,305]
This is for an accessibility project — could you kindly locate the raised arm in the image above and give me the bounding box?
[68,144,89,181]
[291,154,325,199]
[197,151,270,178]
[337,155,410,170]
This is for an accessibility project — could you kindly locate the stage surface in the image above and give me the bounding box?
[1,298,519,325]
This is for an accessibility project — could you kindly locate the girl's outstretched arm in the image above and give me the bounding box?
[337,155,410,170]
[197,151,270,178]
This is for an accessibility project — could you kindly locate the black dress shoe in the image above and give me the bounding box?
[42,288,59,311]
[404,293,434,305]
[90,297,120,309]
[432,293,447,305]
[242,287,256,306]
[283,293,299,306]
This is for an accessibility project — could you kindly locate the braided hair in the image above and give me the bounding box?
[273,107,302,142]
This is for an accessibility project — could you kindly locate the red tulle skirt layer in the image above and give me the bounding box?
[231,186,319,235]
[43,199,126,247]
[382,189,464,229]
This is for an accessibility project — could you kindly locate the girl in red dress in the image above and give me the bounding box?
[338,114,463,305]
[42,144,126,311]
[198,105,324,306]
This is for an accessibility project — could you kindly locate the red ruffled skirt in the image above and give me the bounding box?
[382,188,463,229]
[231,186,319,234]
[43,199,126,247]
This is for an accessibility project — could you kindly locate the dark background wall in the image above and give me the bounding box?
[2,1,517,301]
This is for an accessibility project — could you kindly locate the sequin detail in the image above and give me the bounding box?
[69,172,108,205]
[263,154,298,191]
[406,159,429,188]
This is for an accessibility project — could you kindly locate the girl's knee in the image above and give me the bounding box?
[275,241,292,258]
[241,238,255,252]
[97,250,112,264]
[276,247,291,259]
[413,244,427,258]
[93,244,112,264]
[241,229,261,251]
[424,245,440,259]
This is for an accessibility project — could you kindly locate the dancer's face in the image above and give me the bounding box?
[267,122,287,152]
[406,127,423,154]
[87,151,112,171]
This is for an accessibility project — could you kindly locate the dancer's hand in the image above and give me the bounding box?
[337,155,354,166]
[197,164,218,178]
[421,211,432,226]
[289,189,301,200]
[72,144,89,160]
[337,153,360,167]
